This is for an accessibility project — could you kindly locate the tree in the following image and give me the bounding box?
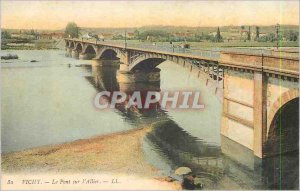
[65,22,79,38]
[257,33,276,42]
[112,34,124,40]
[30,29,35,35]
[247,26,251,41]
[286,30,298,41]
[133,29,140,39]
[240,26,245,41]
[91,34,99,40]
[215,27,223,42]
[1,31,11,39]
[255,26,260,39]
[201,33,214,41]
[139,30,170,41]
[268,33,276,42]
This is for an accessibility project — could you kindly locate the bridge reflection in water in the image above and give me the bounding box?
[82,60,298,190]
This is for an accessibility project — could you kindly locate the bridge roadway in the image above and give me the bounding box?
[65,38,299,162]
[65,38,298,78]
[66,38,220,60]
[65,38,299,59]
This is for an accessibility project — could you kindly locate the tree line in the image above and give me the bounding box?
[64,22,299,43]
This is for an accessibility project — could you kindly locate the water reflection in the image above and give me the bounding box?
[262,151,299,189]
[85,62,166,125]
[86,60,298,190]
[2,49,297,190]
[86,61,225,188]
[1,51,137,153]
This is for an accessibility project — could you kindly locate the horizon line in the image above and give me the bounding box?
[3,24,299,31]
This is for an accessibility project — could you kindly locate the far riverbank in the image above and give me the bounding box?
[1,39,65,50]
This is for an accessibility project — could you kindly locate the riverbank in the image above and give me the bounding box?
[1,39,65,50]
[1,126,181,190]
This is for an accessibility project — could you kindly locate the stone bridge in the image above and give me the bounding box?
[65,38,299,160]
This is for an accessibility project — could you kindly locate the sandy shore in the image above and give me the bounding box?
[2,126,181,190]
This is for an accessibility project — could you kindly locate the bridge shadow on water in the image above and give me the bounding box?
[82,60,298,190]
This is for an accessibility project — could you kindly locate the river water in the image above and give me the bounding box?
[1,50,298,189]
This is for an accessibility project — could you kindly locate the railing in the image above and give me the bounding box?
[66,38,299,61]
[220,52,299,78]
[65,38,299,78]
[66,38,222,60]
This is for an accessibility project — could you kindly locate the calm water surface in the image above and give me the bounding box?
[1,50,298,190]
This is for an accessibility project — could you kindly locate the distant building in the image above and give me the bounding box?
[10,33,22,38]
[81,33,93,39]
[227,35,239,41]
[209,32,217,36]
[259,33,268,37]
[11,33,37,40]
[146,35,156,41]
[51,32,65,39]
[229,27,239,33]
[173,32,193,38]
[239,30,250,40]
[127,32,135,39]
[37,33,52,40]
[209,31,228,37]
[98,33,113,40]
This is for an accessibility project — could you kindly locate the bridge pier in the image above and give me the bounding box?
[253,71,268,158]
[91,59,120,66]
[79,53,95,60]
[117,63,160,83]
[220,52,299,159]
[221,135,263,173]
[71,50,79,59]
[65,47,72,57]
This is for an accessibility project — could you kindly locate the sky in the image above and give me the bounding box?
[1,0,299,30]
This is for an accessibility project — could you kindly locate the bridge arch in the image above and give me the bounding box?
[265,91,299,156]
[95,47,124,62]
[65,41,70,47]
[129,57,166,71]
[267,89,299,136]
[69,41,75,49]
[83,44,97,55]
[129,54,175,71]
[100,49,118,60]
[75,43,84,53]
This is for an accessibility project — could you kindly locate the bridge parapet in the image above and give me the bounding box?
[220,52,299,78]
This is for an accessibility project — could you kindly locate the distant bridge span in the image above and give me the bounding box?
[65,38,299,159]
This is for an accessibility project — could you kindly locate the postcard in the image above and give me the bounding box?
[1,0,299,190]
